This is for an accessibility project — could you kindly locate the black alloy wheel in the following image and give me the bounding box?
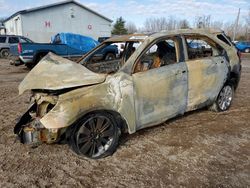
[70,112,120,159]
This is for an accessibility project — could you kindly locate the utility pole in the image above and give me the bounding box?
[233,8,241,41]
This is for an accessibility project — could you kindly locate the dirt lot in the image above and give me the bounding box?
[0,55,249,188]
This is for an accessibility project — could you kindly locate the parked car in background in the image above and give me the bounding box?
[0,35,33,58]
[14,29,241,159]
[187,39,212,58]
[235,41,250,53]
[98,37,110,43]
[10,33,118,68]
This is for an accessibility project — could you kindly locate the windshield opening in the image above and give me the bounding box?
[80,41,141,74]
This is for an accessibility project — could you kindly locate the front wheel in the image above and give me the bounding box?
[210,84,234,112]
[69,112,120,159]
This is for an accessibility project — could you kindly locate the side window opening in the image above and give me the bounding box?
[185,36,222,60]
[8,37,19,44]
[0,37,6,43]
[134,38,178,73]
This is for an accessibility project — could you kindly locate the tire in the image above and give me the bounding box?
[25,63,34,69]
[210,84,234,112]
[0,49,10,58]
[69,112,121,159]
[104,53,115,61]
[35,54,45,64]
[244,48,250,53]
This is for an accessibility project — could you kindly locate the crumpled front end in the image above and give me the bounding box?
[14,93,60,145]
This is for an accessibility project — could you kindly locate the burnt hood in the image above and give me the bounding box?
[19,53,106,94]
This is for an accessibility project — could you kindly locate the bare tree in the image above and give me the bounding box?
[246,8,250,40]
[144,18,154,32]
[194,15,211,28]
[144,17,168,32]
[245,8,250,26]
[126,21,137,34]
[178,19,190,29]
[167,16,177,30]
[210,21,224,29]
[141,13,248,40]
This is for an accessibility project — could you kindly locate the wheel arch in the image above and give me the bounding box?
[228,71,241,90]
[0,47,10,51]
[33,50,56,63]
[73,109,129,133]
[62,109,130,144]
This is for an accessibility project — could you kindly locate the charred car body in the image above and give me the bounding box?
[15,29,241,159]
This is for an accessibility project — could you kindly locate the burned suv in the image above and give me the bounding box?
[15,29,241,159]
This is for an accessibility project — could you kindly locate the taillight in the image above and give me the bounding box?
[18,43,22,54]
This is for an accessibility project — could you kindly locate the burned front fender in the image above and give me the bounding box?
[40,73,136,134]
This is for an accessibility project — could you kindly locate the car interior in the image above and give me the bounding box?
[134,39,178,73]
[82,41,140,74]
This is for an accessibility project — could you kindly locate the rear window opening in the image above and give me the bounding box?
[184,35,224,60]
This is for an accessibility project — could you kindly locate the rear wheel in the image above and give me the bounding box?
[210,84,234,112]
[105,53,115,60]
[35,53,46,64]
[0,49,10,58]
[69,112,120,159]
[25,63,34,69]
[245,48,250,53]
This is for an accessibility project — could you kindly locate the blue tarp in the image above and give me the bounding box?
[51,33,99,53]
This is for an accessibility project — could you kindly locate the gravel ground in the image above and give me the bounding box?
[0,55,249,187]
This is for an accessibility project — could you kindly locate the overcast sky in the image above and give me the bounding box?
[0,0,249,27]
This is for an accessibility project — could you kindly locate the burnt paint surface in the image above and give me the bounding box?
[186,56,228,111]
[18,29,239,137]
[133,62,188,130]
[19,54,106,94]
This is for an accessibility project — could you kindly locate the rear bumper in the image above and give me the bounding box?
[20,55,33,64]
[9,55,33,65]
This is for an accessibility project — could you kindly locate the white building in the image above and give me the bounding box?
[3,0,112,42]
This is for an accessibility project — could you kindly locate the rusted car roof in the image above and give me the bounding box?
[106,29,223,43]
[105,34,148,42]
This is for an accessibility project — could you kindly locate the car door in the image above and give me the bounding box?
[132,37,188,130]
[184,36,229,111]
